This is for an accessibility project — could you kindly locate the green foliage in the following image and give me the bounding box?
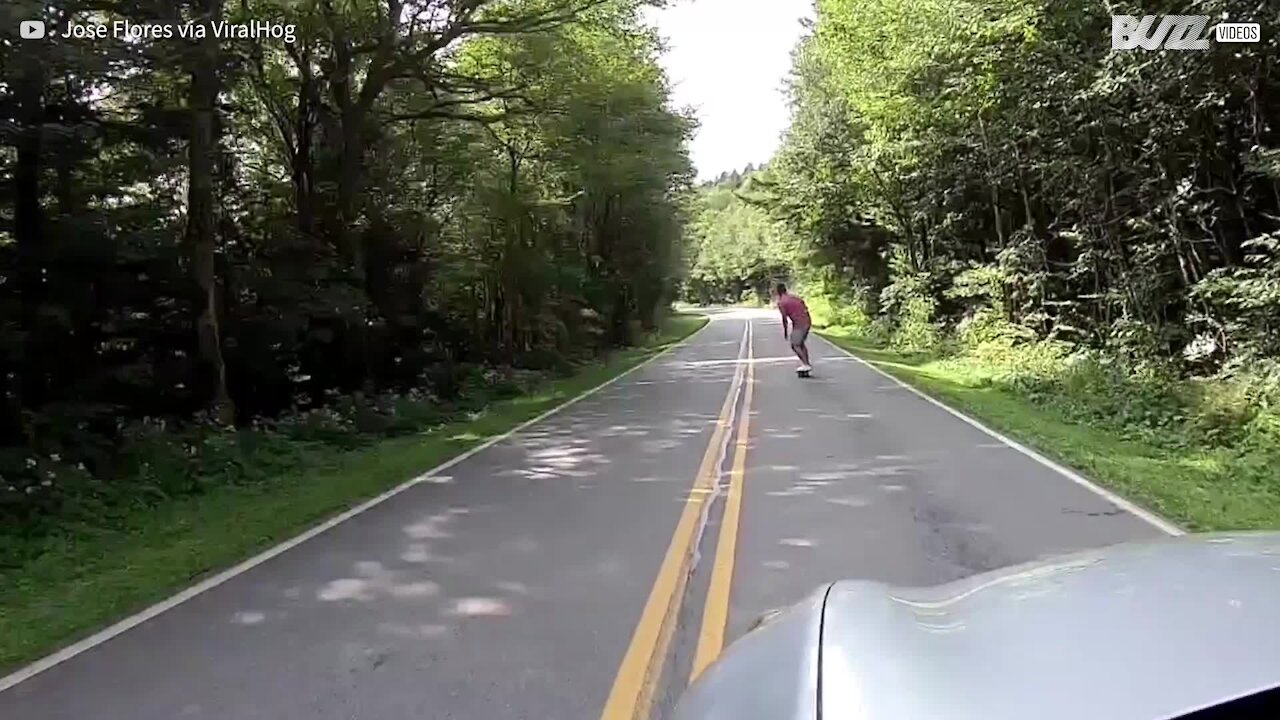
[832,291,1280,462]
[807,293,871,334]
[760,0,1280,370]
[0,0,692,547]
[1190,233,1280,362]
[681,168,794,304]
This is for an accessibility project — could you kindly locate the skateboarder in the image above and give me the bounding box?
[775,283,812,374]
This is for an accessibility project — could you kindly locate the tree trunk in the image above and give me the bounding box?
[335,112,366,275]
[15,43,48,425]
[184,0,235,425]
[323,18,368,278]
[1010,141,1036,231]
[294,44,318,237]
[977,115,1005,252]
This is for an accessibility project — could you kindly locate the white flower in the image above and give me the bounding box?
[50,453,61,462]
[25,458,37,469]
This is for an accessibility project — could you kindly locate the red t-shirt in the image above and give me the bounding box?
[777,293,811,328]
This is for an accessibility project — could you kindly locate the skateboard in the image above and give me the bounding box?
[796,368,811,378]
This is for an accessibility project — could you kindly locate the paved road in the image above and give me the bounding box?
[0,308,1166,720]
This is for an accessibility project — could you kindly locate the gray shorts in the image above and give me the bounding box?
[789,324,810,348]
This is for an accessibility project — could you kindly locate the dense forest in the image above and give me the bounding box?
[1,0,692,552]
[688,0,1280,375]
[693,0,1280,361]
[684,0,1280,508]
[681,169,791,304]
[762,0,1280,366]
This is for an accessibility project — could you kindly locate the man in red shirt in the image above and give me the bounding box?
[775,283,812,372]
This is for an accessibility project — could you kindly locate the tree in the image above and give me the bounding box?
[683,166,792,304]
[0,0,694,541]
[761,0,1280,357]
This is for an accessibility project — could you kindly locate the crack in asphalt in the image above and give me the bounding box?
[690,349,748,575]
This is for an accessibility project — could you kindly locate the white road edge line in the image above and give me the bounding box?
[0,317,716,694]
[815,333,1184,537]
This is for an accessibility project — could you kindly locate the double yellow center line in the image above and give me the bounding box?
[689,328,754,681]
[597,319,755,720]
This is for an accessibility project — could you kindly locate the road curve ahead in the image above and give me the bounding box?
[0,308,1169,720]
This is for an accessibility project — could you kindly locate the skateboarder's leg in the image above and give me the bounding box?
[791,324,812,370]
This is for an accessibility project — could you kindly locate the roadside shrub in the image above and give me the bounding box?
[378,390,448,435]
[830,303,873,335]
[880,260,942,353]
[1,362,555,558]
[808,294,873,336]
[0,449,100,547]
[1179,379,1251,446]
[889,294,941,352]
[956,309,1035,350]
[864,317,895,346]
[888,309,1280,455]
[275,406,363,447]
[806,293,839,328]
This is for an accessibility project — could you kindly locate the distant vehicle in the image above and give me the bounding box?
[673,533,1280,720]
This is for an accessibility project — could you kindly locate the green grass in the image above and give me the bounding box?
[0,313,707,672]
[820,330,1280,534]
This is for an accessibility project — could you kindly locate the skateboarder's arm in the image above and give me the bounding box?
[779,310,789,337]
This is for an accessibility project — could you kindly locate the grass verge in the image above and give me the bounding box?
[820,330,1280,534]
[0,313,708,673]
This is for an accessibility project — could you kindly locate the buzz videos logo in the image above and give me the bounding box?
[19,20,46,39]
[1112,15,1261,50]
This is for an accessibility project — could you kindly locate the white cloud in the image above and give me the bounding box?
[644,0,814,180]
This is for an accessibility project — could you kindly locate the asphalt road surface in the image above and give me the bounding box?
[0,308,1169,720]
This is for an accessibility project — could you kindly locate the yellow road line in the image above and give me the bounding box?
[689,320,755,681]
[597,321,749,720]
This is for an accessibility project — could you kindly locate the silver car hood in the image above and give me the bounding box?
[821,532,1280,720]
[673,586,825,720]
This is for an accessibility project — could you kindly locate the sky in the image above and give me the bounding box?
[642,0,815,181]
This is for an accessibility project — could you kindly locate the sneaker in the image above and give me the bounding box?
[799,363,812,372]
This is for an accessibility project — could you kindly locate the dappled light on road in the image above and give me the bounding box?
[494,581,530,595]
[404,514,454,540]
[316,560,442,603]
[827,496,872,508]
[504,440,610,481]
[447,598,513,617]
[598,425,652,438]
[376,623,447,640]
[400,544,443,563]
